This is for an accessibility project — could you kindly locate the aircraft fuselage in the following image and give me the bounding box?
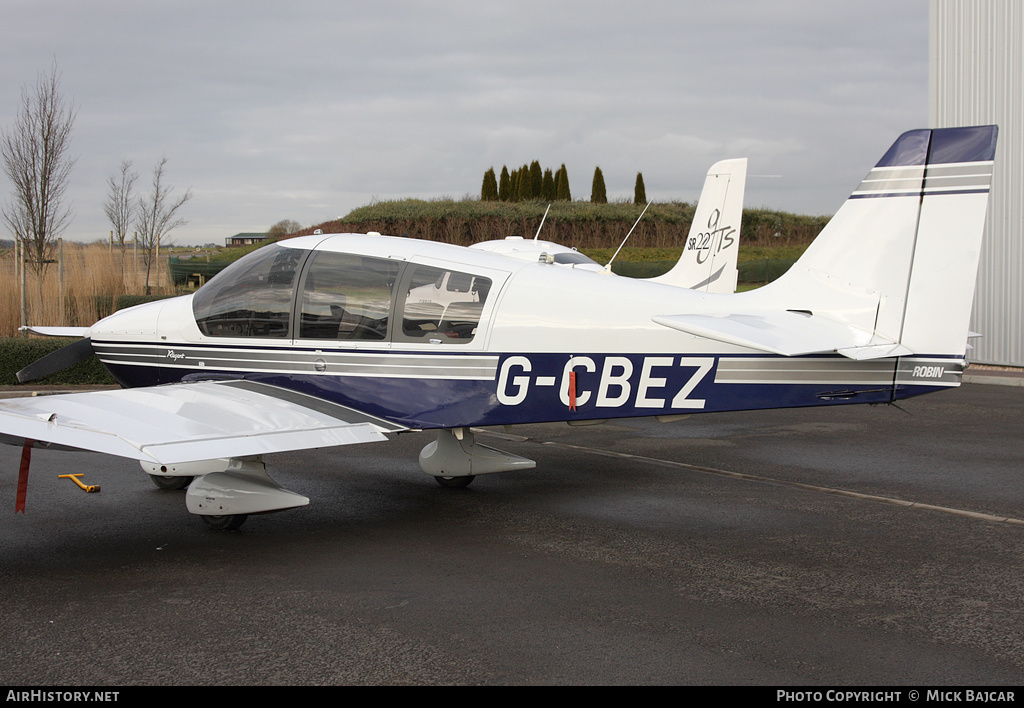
[88,233,960,430]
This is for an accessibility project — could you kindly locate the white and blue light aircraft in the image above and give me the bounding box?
[0,126,998,530]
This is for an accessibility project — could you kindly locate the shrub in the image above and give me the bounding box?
[0,337,117,386]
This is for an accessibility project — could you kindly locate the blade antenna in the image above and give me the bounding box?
[533,204,551,241]
[602,201,652,274]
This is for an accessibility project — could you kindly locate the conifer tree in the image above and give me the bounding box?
[517,164,532,201]
[542,168,555,201]
[530,161,542,199]
[634,172,646,205]
[498,166,511,201]
[555,164,571,201]
[590,166,607,204]
[481,167,498,201]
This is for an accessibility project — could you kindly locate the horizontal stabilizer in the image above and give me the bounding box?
[653,311,910,360]
[0,380,400,464]
[837,342,914,360]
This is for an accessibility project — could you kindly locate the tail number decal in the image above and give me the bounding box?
[498,356,714,410]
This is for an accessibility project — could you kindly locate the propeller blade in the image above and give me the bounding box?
[16,337,96,384]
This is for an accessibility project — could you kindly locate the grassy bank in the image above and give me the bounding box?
[293,199,829,252]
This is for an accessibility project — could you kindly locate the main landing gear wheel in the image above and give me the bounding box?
[201,514,248,531]
[435,475,475,488]
[150,475,194,490]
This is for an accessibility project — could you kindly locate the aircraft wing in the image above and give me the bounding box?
[0,380,403,465]
[653,311,912,360]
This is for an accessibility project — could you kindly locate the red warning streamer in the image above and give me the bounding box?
[569,370,577,411]
[16,439,33,513]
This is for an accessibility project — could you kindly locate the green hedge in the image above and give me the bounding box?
[299,198,828,251]
[611,261,674,278]
[737,258,795,283]
[611,258,796,282]
[0,338,117,386]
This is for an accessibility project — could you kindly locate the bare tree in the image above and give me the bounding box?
[104,158,137,250]
[1,61,77,312]
[266,219,303,240]
[134,157,192,294]
[104,158,137,282]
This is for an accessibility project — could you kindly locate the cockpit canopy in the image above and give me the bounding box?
[192,243,493,344]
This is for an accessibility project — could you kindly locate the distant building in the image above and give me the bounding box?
[225,233,267,248]
[931,0,1023,366]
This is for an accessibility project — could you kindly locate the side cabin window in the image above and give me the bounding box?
[192,244,495,345]
[298,252,400,341]
[396,265,491,344]
[193,244,303,338]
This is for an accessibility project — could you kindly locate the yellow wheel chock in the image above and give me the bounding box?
[58,474,100,493]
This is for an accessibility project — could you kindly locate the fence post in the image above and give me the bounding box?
[19,239,27,336]
[58,238,64,325]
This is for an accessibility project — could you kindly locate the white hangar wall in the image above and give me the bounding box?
[930,0,1024,366]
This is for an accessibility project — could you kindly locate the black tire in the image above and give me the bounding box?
[201,514,248,531]
[435,475,475,488]
[150,475,194,490]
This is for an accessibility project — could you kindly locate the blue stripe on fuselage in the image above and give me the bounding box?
[98,345,961,430]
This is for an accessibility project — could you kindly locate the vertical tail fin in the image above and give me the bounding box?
[652,158,747,292]
[764,125,997,358]
[654,127,998,363]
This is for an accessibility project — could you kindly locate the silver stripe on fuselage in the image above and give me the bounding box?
[95,343,963,388]
[93,342,500,380]
[715,357,963,387]
[715,357,896,385]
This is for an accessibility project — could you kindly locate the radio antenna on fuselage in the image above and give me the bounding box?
[601,201,652,275]
[533,204,551,241]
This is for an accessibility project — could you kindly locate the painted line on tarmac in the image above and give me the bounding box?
[475,428,1024,528]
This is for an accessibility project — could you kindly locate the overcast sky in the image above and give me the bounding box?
[0,1,929,247]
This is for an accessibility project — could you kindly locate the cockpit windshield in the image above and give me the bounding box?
[193,244,303,338]
[192,242,495,344]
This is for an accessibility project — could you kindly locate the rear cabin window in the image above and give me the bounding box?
[193,244,304,338]
[397,265,491,343]
[298,252,400,341]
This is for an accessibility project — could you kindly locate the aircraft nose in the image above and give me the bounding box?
[91,299,167,338]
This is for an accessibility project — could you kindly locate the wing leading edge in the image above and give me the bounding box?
[0,380,402,465]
